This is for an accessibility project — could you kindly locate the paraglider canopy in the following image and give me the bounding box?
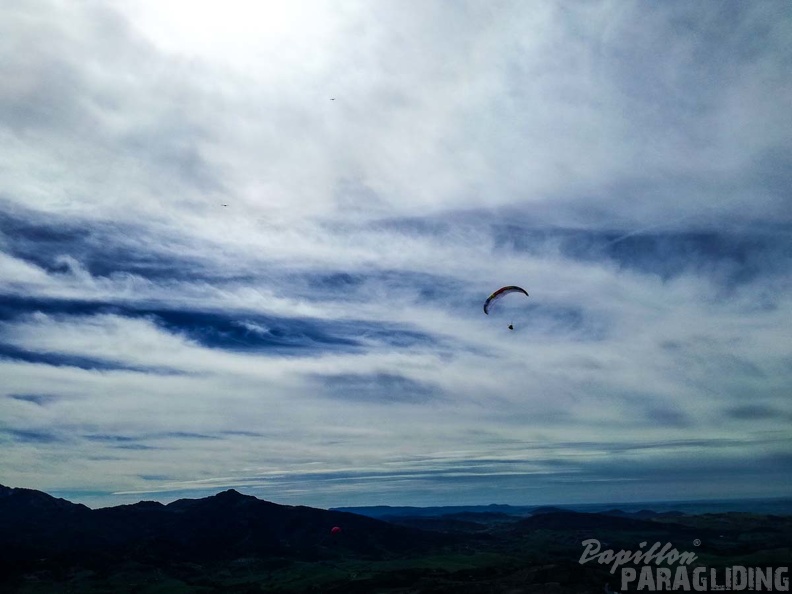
[330,526,342,534]
[483,286,529,314]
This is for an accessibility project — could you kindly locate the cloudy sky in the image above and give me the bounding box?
[1,0,790,509]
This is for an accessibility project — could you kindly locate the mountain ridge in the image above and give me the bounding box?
[0,483,448,570]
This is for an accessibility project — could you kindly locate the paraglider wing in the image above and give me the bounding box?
[330,526,342,534]
[483,285,529,314]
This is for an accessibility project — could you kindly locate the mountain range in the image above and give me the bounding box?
[2,484,790,593]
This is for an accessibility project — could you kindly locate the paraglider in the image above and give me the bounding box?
[330,526,342,534]
[483,286,529,329]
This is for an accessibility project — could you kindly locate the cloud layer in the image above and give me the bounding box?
[1,0,790,508]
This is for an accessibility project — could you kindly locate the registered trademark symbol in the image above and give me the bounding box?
[693,539,701,546]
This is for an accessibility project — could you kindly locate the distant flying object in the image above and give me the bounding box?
[222,204,228,207]
[484,285,529,329]
[330,526,342,534]
[330,98,335,100]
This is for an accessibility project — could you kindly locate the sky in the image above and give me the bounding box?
[1,0,790,509]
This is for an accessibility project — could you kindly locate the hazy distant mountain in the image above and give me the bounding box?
[335,497,792,519]
[331,503,535,518]
[601,508,685,519]
[512,510,683,532]
[524,505,568,515]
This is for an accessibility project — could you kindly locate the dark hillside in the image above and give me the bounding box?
[0,485,449,572]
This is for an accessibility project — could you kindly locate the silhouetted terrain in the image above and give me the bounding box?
[0,485,445,564]
[1,485,789,593]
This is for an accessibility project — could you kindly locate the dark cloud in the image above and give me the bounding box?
[83,434,141,444]
[7,393,60,406]
[575,447,792,485]
[493,224,792,288]
[82,434,162,450]
[724,404,783,421]
[85,431,220,444]
[300,269,468,307]
[107,444,160,451]
[86,432,218,451]
[0,294,438,360]
[161,432,220,440]
[219,430,266,438]
[0,295,103,321]
[313,372,442,404]
[1,202,476,319]
[138,474,172,482]
[545,436,784,455]
[643,406,691,429]
[0,202,221,282]
[2,428,64,444]
[0,341,175,373]
[372,211,792,288]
